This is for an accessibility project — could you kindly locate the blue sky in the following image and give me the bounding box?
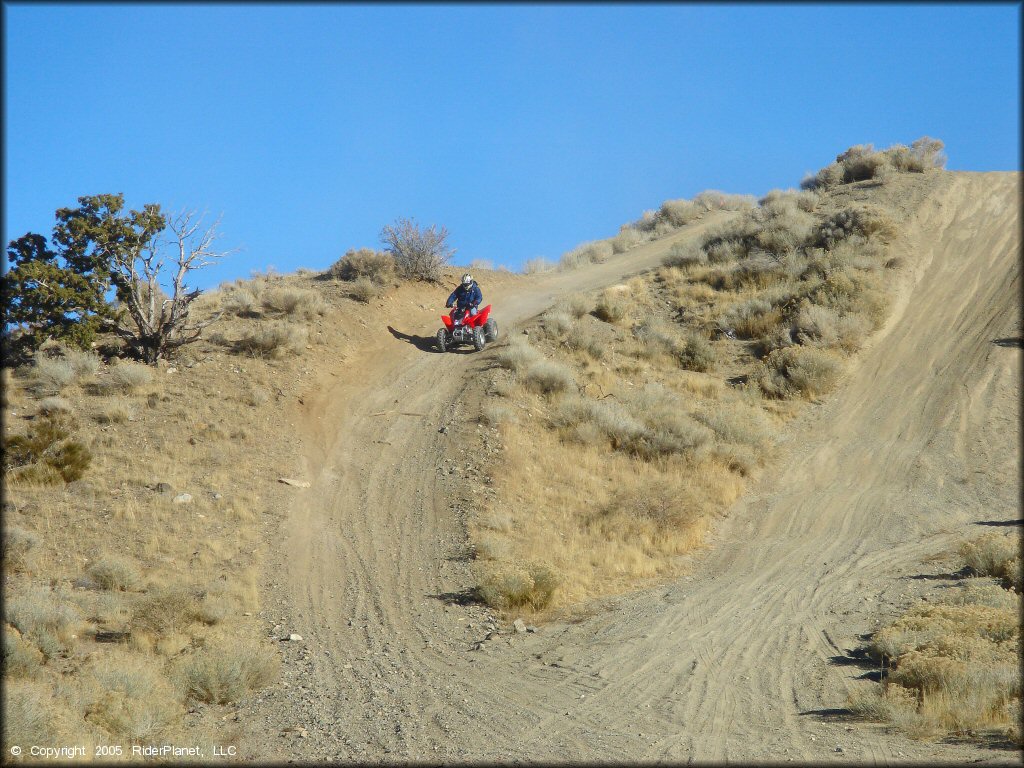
[4,3,1020,290]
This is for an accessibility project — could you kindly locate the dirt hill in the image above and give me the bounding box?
[3,167,1019,763]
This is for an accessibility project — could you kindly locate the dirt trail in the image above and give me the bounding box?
[243,172,1020,764]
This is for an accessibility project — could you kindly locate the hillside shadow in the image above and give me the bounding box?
[991,337,1023,348]
[974,518,1023,527]
[427,588,481,607]
[905,566,971,581]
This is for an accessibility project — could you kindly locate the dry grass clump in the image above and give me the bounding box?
[3,412,92,485]
[557,293,591,319]
[494,337,543,372]
[852,531,1020,743]
[523,257,557,275]
[4,680,74,747]
[83,651,181,742]
[260,286,327,319]
[816,205,898,248]
[3,525,41,573]
[4,626,45,678]
[94,361,154,394]
[610,226,646,254]
[802,137,946,191]
[960,533,1021,589]
[29,355,77,395]
[234,322,307,358]
[7,586,82,659]
[87,554,142,591]
[677,332,717,372]
[791,301,871,353]
[130,587,200,639]
[522,360,575,395]
[176,641,278,704]
[476,562,561,611]
[564,324,605,359]
[723,297,784,339]
[663,241,708,269]
[560,240,613,269]
[540,310,574,337]
[348,276,383,303]
[693,190,757,212]
[755,346,843,400]
[223,284,263,317]
[328,247,396,284]
[37,395,72,415]
[594,287,630,323]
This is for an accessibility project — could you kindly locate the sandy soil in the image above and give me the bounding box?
[240,172,1020,764]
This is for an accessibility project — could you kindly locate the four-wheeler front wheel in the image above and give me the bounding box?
[436,328,448,353]
[472,327,486,351]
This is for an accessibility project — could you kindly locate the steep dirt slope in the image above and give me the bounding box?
[241,172,1019,764]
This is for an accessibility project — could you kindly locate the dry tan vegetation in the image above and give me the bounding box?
[850,533,1021,744]
[469,147,939,616]
[2,268,346,751]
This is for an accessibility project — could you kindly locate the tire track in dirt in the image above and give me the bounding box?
[243,173,1019,764]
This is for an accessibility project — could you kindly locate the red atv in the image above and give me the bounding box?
[436,305,498,352]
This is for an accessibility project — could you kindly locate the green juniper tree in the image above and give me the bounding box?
[3,194,230,364]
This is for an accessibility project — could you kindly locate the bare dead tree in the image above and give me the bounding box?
[379,218,455,282]
[106,210,234,363]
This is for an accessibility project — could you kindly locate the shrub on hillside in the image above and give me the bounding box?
[328,248,396,284]
[594,288,629,323]
[802,137,946,191]
[815,205,898,248]
[6,587,81,659]
[87,554,142,591]
[522,360,575,395]
[560,240,613,269]
[523,257,556,275]
[177,642,278,704]
[234,323,307,358]
[677,333,717,372]
[755,346,843,399]
[3,526,40,574]
[94,361,153,394]
[663,241,708,269]
[348,277,382,303]
[379,218,454,281]
[84,651,181,741]
[476,562,560,611]
[960,533,1021,588]
[610,227,646,254]
[260,287,326,319]
[3,413,91,484]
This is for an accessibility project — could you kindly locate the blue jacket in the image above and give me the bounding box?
[447,281,482,310]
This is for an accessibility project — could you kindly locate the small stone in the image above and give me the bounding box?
[278,478,311,488]
[281,633,303,642]
[526,625,538,633]
[834,746,843,753]
[513,618,527,633]
[166,367,178,374]
[155,482,172,494]
[213,492,223,500]
[172,493,193,505]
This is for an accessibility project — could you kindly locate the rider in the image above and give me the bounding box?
[446,273,482,320]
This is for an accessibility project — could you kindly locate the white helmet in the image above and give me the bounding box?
[461,273,473,286]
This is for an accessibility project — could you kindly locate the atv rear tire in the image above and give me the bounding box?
[484,318,498,342]
[436,329,448,353]
[472,327,485,351]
